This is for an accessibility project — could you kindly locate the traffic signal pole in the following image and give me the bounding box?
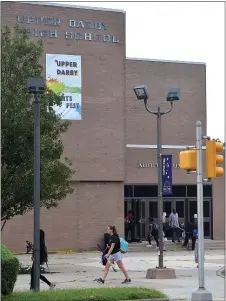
[191,121,213,301]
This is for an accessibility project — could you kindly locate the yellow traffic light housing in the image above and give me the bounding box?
[179,149,197,171]
[206,140,224,178]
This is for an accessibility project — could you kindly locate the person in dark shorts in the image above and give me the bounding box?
[94,225,131,284]
[30,229,55,290]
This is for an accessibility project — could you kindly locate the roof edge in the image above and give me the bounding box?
[126,57,206,65]
[19,1,126,14]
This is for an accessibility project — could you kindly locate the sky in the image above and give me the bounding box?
[59,1,225,141]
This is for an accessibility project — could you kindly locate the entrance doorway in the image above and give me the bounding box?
[124,184,212,241]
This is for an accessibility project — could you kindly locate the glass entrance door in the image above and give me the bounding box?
[188,199,212,238]
[124,198,142,241]
[203,199,212,238]
[174,199,185,226]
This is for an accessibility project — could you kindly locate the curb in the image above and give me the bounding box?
[14,250,100,255]
[120,299,169,301]
[170,299,225,301]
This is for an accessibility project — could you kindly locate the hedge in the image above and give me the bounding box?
[1,244,20,295]
[2,287,168,301]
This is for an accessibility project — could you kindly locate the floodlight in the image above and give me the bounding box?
[133,85,149,101]
[166,88,180,102]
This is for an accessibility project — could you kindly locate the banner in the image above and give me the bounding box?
[162,154,172,196]
[46,54,82,120]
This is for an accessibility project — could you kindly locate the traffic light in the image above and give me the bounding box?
[206,140,224,178]
[179,149,197,171]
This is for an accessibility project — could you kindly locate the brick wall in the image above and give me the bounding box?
[126,59,206,147]
[2,182,124,252]
[2,1,126,182]
[1,1,126,251]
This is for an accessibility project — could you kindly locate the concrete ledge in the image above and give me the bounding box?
[146,267,176,279]
[119,299,169,301]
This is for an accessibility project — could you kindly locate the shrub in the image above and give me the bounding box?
[1,244,20,295]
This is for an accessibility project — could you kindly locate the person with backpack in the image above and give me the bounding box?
[125,210,136,243]
[151,219,166,251]
[94,225,131,284]
[147,218,154,247]
[182,218,198,250]
[30,229,55,290]
[152,219,159,248]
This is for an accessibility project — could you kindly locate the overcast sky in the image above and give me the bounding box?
[59,1,225,141]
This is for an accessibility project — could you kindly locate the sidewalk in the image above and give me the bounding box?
[16,250,225,301]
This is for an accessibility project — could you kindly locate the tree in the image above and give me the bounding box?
[1,25,75,223]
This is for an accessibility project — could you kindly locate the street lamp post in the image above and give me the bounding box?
[26,78,45,292]
[133,86,180,270]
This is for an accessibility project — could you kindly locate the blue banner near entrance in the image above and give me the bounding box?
[162,154,172,196]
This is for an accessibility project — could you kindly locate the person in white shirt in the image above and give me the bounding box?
[169,209,180,243]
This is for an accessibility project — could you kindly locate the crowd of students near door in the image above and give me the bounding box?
[125,209,198,251]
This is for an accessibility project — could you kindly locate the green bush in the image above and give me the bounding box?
[1,244,20,295]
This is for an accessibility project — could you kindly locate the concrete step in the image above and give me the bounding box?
[127,240,225,252]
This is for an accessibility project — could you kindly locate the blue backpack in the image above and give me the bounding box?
[120,238,129,253]
[193,229,198,239]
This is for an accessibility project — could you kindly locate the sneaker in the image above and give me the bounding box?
[146,244,152,248]
[122,278,131,284]
[94,278,104,284]
[49,283,56,290]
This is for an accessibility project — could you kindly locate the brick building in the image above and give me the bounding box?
[1,1,225,252]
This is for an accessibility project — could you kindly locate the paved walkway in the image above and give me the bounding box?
[16,250,225,300]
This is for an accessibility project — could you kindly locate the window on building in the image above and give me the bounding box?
[203,185,212,197]
[134,185,158,197]
[172,185,186,197]
[187,185,197,197]
[124,185,133,197]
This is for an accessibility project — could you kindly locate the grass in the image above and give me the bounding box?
[2,287,168,301]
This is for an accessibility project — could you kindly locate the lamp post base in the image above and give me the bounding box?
[191,288,213,301]
[146,267,176,279]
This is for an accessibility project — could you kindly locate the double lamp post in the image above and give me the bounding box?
[133,85,180,269]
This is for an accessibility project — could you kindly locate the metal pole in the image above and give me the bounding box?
[191,120,213,301]
[33,94,40,291]
[157,106,164,268]
[196,121,204,287]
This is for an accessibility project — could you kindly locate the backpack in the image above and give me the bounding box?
[193,229,198,239]
[153,222,159,231]
[120,238,129,253]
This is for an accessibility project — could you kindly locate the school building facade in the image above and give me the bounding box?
[1,1,225,252]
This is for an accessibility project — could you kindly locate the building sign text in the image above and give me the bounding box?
[17,15,120,44]
[137,162,180,169]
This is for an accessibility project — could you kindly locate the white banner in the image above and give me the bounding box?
[46,54,82,120]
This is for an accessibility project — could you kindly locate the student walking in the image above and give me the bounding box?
[30,229,55,290]
[94,225,131,284]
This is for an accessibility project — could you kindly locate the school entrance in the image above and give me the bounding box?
[124,184,213,241]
